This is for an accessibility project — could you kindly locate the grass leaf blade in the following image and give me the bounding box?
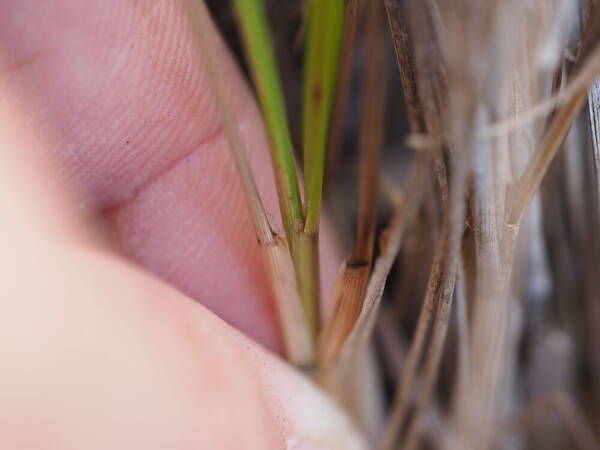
[303,0,345,233]
[233,0,304,244]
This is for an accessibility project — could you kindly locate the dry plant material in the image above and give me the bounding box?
[384,0,426,134]
[480,58,600,140]
[589,80,600,197]
[402,205,462,450]
[451,262,470,407]
[325,0,359,180]
[379,208,449,450]
[380,3,456,448]
[509,5,600,226]
[318,0,386,388]
[497,392,600,450]
[331,160,426,407]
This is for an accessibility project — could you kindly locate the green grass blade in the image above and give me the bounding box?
[303,0,345,233]
[232,0,304,244]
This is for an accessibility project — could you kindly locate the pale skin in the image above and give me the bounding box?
[0,1,362,448]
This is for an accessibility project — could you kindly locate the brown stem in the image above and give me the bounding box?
[325,0,359,182]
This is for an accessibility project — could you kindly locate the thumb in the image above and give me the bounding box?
[0,74,364,450]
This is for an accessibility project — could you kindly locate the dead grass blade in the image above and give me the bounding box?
[379,206,449,450]
[318,0,387,388]
[509,7,600,226]
[318,261,371,387]
[349,0,386,268]
[332,158,426,412]
[451,262,470,408]
[497,392,600,450]
[384,0,425,134]
[325,0,360,181]
[402,242,459,450]
[589,80,600,205]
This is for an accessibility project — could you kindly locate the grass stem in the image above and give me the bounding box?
[198,9,313,364]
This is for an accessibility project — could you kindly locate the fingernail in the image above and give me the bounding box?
[244,345,366,450]
[285,437,328,450]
